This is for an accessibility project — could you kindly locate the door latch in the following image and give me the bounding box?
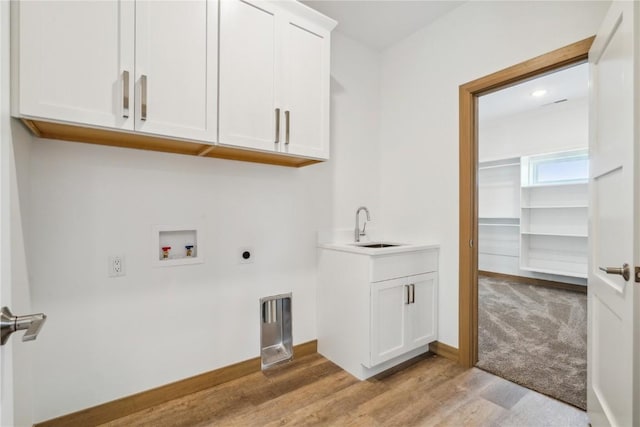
[0,306,47,346]
[636,266,640,283]
[599,263,630,281]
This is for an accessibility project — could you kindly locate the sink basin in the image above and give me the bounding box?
[353,242,401,248]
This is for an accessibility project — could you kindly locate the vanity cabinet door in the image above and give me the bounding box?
[14,0,134,130]
[369,272,438,367]
[407,273,438,348]
[370,277,409,366]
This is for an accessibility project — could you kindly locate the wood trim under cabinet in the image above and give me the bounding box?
[428,341,459,362]
[21,119,322,168]
[458,36,594,369]
[35,340,318,427]
[479,270,587,294]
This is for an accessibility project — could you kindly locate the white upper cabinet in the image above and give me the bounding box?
[13,0,217,143]
[218,0,279,151]
[13,0,135,130]
[219,0,335,159]
[280,14,330,159]
[135,1,217,142]
[12,0,335,166]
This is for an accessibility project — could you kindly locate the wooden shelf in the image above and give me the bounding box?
[478,162,520,170]
[521,181,587,189]
[478,157,520,170]
[521,231,587,238]
[521,205,588,209]
[21,118,323,168]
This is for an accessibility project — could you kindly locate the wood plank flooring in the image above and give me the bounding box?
[100,353,589,427]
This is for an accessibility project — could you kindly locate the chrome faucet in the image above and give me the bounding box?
[355,206,371,242]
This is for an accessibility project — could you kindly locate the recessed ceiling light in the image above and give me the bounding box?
[531,89,547,97]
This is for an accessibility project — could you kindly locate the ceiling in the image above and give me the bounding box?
[301,1,465,51]
[300,1,588,120]
[479,62,589,122]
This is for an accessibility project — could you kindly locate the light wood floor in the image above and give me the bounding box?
[101,353,589,427]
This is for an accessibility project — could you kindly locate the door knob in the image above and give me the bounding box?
[0,306,47,346]
[599,263,630,281]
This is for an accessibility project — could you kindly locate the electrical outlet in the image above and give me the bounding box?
[108,255,126,277]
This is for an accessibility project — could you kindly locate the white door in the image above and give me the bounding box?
[588,1,639,426]
[0,2,13,424]
[15,0,134,130]
[408,273,437,348]
[135,0,217,142]
[370,277,408,366]
[280,15,330,159]
[218,0,280,152]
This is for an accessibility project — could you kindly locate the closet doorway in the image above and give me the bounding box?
[475,63,589,409]
[457,37,594,371]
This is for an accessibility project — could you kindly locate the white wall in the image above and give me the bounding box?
[378,1,610,348]
[328,32,381,228]
[17,31,380,423]
[479,97,588,162]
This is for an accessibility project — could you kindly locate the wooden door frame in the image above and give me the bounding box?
[458,37,595,368]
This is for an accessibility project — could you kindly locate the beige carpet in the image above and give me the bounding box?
[477,275,587,410]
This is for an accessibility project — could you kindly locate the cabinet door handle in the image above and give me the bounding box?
[285,110,290,145]
[275,108,280,143]
[122,70,130,118]
[410,284,415,304]
[140,74,148,121]
[405,285,411,305]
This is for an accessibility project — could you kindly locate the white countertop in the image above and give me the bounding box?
[318,241,439,256]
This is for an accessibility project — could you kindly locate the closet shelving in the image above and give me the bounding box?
[478,158,521,272]
[519,152,589,279]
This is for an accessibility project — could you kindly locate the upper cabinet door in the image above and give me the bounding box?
[219,0,279,151]
[280,15,330,159]
[14,1,135,130]
[135,0,217,142]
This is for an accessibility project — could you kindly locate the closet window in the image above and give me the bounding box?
[528,150,588,185]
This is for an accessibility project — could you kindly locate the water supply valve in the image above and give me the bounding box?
[161,246,171,259]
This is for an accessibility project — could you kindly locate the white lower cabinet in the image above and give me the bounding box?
[368,273,437,367]
[317,245,439,380]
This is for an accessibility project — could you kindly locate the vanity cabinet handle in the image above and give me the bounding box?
[140,74,148,121]
[405,285,411,305]
[275,108,280,143]
[122,70,130,118]
[410,284,415,304]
